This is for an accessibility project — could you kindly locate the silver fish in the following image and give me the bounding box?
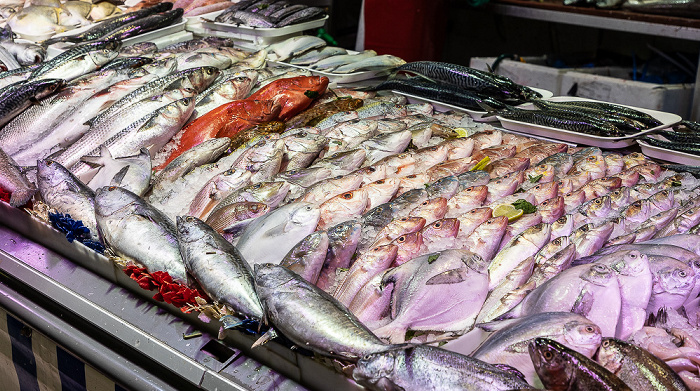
[176,216,263,320]
[266,35,326,62]
[0,78,64,128]
[29,40,120,81]
[279,231,329,284]
[332,54,406,74]
[254,263,390,360]
[236,202,320,265]
[316,220,362,292]
[354,344,531,391]
[83,146,151,196]
[374,250,489,343]
[310,50,377,72]
[95,186,187,284]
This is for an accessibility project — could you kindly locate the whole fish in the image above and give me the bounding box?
[472,312,602,387]
[597,337,690,391]
[0,146,35,207]
[504,263,621,337]
[30,40,120,82]
[254,263,390,361]
[529,338,632,391]
[333,54,406,74]
[266,35,326,62]
[354,344,531,391]
[100,9,184,42]
[646,255,696,313]
[176,216,263,320]
[489,222,552,289]
[95,186,187,284]
[316,220,363,292]
[374,250,489,343]
[1,41,45,66]
[236,202,320,265]
[310,50,377,72]
[203,201,268,234]
[289,46,347,66]
[274,6,324,27]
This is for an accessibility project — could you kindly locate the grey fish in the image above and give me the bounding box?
[267,35,326,62]
[279,231,329,284]
[101,56,154,71]
[597,337,690,391]
[0,41,45,66]
[207,180,290,218]
[332,54,406,74]
[29,40,121,82]
[119,42,159,57]
[99,9,184,42]
[37,159,99,241]
[0,78,64,128]
[254,263,390,360]
[289,46,347,66]
[529,338,632,391]
[354,344,531,391]
[473,312,602,387]
[176,216,263,320]
[310,50,377,72]
[274,6,325,27]
[236,202,320,265]
[215,10,275,27]
[95,186,187,284]
[0,146,35,207]
[361,130,413,165]
[316,220,362,292]
[0,45,20,71]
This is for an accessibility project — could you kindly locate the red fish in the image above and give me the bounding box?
[248,76,329,120]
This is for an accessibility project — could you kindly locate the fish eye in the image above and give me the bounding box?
[557,217,567,223]
[253,184,261,189]
[465,187,473,192]
[496,180,502,184]
[342,192,353,199]
[108,186,117,191]
[554,238,562,245]
[680,271,687,277]
[587,156,596,162]
[400,217,408,221]
[541,200,549,206]
[535,185,541,190]
[422,201,429,206]
[543,351,553,360]
[586,326,595,333]
[376,180,385,184]
[397,236,406,243]
[368,167,376,172]
[630,253,636,258]
[581,226,590,232]
[594,264,606,272]
[695,261,700,268]
[602,340,610,348]
[186,216,194,221]
[433,221,442,228]
[595,199,601,204]
[408,175,417,179]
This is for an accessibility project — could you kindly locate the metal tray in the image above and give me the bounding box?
[199,10,328,46]
[392,87,553,122]
[0,202,361,391]
[637,138,700,165]
[497,96,681,149]
[269,59,392,84]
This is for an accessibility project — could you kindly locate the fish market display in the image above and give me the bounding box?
[213,1,326,28]
[1,38,700,391]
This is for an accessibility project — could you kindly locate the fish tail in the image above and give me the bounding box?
[9,188,35,207]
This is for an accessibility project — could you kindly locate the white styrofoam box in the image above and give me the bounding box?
[469,56,567,97]
[560,67,694,119]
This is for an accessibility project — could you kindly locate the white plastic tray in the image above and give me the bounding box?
[638,137,700,165]
[199,10,328,46]
[393,87,553,122]
[496,96,681,149]
[46,18,187,59]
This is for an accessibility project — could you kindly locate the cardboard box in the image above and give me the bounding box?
[469,56,566,97]
[560,67,694,119]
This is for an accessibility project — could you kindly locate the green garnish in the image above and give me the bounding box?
[304,90,320,99]
[671,180,682,187]
[528,174,543,183]
[512,199,536,214]
[427,254,439,264]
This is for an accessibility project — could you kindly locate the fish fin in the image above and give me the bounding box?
[251,328,277,349]
[79,155,104,167]
[9,188,35,207]
[571,289,594,317]
[110,166,130,186]
[374,378,405,391]
[138,148,150,159]
[425,266,468,285]
[475,318,520,332]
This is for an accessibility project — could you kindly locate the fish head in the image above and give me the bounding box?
[655,261,696,294]
[617,168,640,187]
[288,202,321,227]
[444,137,475,159]
[175,215,208,243]
[410,197,447,220]
[580,263,614,286]
[576,155,606,178]
[393,232,423,264]
[563,189,586,208]
[353,349,398,386]
[36,159,69,188]
[488,174,519,197]
[88,40,121,65]
[388,216,427,236]
[528,338,575,390]
[463,185,489,203]
[596,338,625,374]
[562,319,602,358]
[609,251,649,277]
[235,202,270,220]
[479,216,508,236]
[328,219,362,244]
[376,118,407,133]
[421,218,460,241]
[94,186,135,217]
[527,163,555,181]
[585,195,612,216]
[356,164,387,185]
[622,200,651,221]
[145,57,177,76]
[164,97,196,123]
[371,130,413,153]
[539,196,565,217]
[247,181,290,206]
[187,66,221,92]
[366,243,399,265]
[324,188,368,215]
[622,152,647,169]
[365,177,400,197]
[609,187,631,208]
[32,78,65,100]
[632,183,659,199]
[326,149,367,172]
[458,206,493,225]
[594,176,623,190]
[650,189,674,209]
[530,181,558,203]
[551,214,574,235]
[457,170,490,189]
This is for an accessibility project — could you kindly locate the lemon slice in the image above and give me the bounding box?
[493,204,523,222]
[470,156,491,171]
[455,127,469,138]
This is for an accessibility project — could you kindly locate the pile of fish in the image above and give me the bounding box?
[0,26,46,70]
[376,61,543,113]
[2,0,123,40]
[213,0,326,28]
[494,98,663,138]
[43,2,183,45]
[642,121,700,156]
[566,0,700,19]
[2,36,700,390]
[266,35,407,75]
